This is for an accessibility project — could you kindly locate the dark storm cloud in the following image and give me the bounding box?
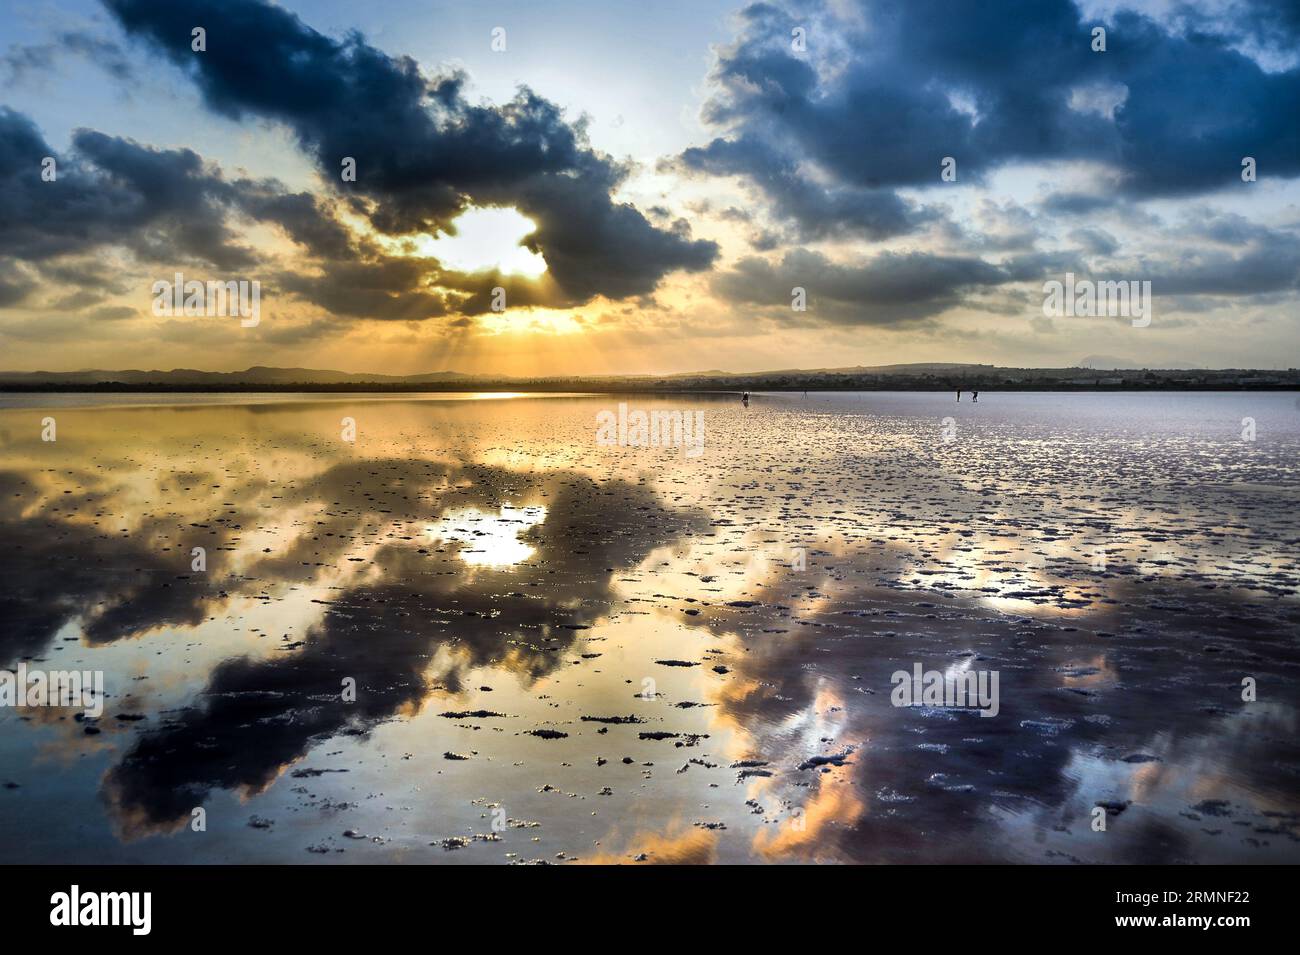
[0,102,618,323]
[102,0,718,306]
[1150,242,1300,296]
[714,247,1019,325]
[1039,191,1121,216]
[0,109,138,263]
[1069,227,1120,256]
[675,133,936,240]
[70,129,261,270]
[0,260,37,306]
[1103,10,1299,196]
[1171,0,1300,58]
[677,0,1300,239]
[1243,0,1300,40]
[0,108,346,272]
[232,182,357,261]
[1191,209,1279,246]
[0,105,392,329]
[275,257,452,321]
[37,259,133,297]
[690,218,1299,326]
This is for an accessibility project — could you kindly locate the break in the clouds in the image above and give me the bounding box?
[103,0,718,308]
[0,0,1297,372]
[1,0,719,333]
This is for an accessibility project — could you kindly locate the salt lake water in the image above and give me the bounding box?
[1,391,1296,863]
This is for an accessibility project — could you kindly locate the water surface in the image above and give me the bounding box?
[1,392,1297,863]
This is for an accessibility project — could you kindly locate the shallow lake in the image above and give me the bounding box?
[1,391,1296,863]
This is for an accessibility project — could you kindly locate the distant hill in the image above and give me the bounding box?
[0,366,468,385]
[658,362,993,378]
[0,363,1295,392]
[1077,355,1140,370]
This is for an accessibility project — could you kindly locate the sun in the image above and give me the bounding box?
[410,206,548,278]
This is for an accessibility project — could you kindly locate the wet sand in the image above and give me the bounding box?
[0,391,1297,863]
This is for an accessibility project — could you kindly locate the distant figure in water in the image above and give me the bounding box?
[742,392,750,407]
[956,390,962,401]
[972,391,979,402]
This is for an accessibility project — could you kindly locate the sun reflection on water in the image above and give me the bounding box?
[427,504,547,567]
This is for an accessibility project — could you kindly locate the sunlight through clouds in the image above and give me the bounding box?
[398,207,548,278]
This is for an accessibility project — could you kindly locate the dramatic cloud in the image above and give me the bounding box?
[714,248,1020,325]
[1,0,1297,369]
[1149,242,1300,296]
[0,107,339,271]
[0,259,37,307]
[677,0,1300,239]
[103,0,718,308]
[675,133,936,240]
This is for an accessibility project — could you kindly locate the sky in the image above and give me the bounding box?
[1,0,1297,375]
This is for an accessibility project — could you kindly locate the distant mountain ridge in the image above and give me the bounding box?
[0,363,1295,391]
[0,366,468,385]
